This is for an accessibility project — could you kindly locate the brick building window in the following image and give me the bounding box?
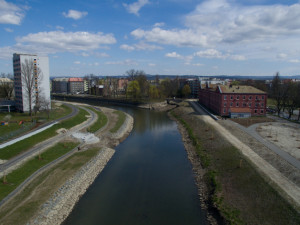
[237,95,239,100]
[224,95,227,100]
[236,102,239,107]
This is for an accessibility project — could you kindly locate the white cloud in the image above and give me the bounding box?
[289,59,300,63]
[0,46,15,59]
[56,26,64,30]
[148,63,156,67]
[15,31,116,54]
[185,0,300,44]
[63,9,88,20]
[277,53,287,59]
[154,22,165,27]
[131,27,208,47]
[194,49,246,61]
[120,42,162,51]
[74,61,81,64]
[165,52,182,58]
[0,0,25,25]
[105,59,138,65]
[129,0,300,62]
[120,44,135,51]
[4,27,13,32]
[123,0,150,16]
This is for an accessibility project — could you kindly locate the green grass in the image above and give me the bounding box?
[0,103,72,143]
[0,107,89,160]
[87,107,108,133]
[0,141,79,201]
[110,110,126,133]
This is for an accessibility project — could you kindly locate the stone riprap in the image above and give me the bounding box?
[28,147,114,225]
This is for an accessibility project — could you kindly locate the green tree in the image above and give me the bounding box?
[149,85,159,99]
[182,84,191,98]
[127,80,140,99]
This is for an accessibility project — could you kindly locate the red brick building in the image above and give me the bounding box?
[199,85,267,117]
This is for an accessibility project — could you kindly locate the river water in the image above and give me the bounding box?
[63,106,207,225]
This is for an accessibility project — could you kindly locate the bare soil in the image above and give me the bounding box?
[257,122,300,160]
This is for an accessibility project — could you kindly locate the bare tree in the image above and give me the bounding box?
[0,73,14,100]
[21,59,43,116]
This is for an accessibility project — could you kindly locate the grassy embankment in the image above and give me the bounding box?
[0,107,89,160]
[0,141,79,201]
[0,103,72,143]
[87,107,108,133]
[110,110,126,133]
[171,103,300,225]
[0,147,101,225]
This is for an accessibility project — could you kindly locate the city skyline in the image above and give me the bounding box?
[1,0,300,76]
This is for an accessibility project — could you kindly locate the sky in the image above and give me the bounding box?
[1,0,300,77]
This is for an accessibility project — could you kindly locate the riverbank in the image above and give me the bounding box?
[169,101,300,224]
[0,106,134,225]
[27,110,134,225]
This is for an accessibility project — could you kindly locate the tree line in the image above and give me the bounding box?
[270,73,300,120]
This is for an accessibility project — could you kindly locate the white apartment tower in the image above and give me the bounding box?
[13,53,51,112]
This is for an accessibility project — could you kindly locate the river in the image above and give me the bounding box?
[63,106,207,225]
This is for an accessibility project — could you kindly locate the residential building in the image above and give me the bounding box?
[13,53,51,112]
[199,84,267,117]
[52,78,68,93]
[68,77,84,94]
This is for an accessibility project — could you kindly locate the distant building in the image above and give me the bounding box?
[68,77,84,94]
[52,78,68,93]
[13,53,51,112]
[199,85,267,118]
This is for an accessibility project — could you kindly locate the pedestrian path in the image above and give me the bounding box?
[0,122,58,149]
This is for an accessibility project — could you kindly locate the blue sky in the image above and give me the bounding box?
[1,0,300,77]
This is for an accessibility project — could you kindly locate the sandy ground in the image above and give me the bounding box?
[257,122,300,160]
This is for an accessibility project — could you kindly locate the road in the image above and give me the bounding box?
[188,100,300,208]
[0,104,97,176]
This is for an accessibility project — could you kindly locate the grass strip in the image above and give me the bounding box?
[87,107,108,133]
[0,147,100,225]
[110,110,126,133]
[0,107,89,160]
[0,141,79,201]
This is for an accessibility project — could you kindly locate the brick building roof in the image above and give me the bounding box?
[219,85,265,94]
[69,78,83,82]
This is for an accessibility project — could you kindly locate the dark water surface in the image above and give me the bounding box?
[63,107,207,225]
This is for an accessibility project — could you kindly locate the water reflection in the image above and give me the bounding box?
[63,106,207,225]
